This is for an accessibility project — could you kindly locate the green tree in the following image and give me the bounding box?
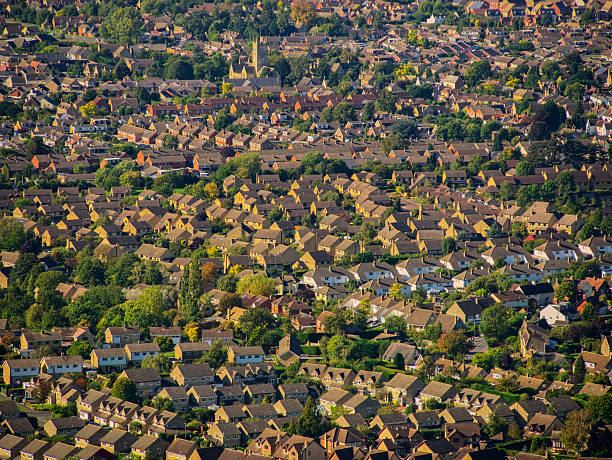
[437,331,473,360]
[111,377,138,403]
[384,315,406,334]
[166,59,194,80]
[219,293,242,315]
[560,410,593,454]
[585,394,612,423]
[100,6,143,45]
[237,308,278,343]
[217,274,238,293]
[66,341,93,359]
[441,237,457,255]
[393,352,405,369]
[0,218,26,251]
[153,336,174,353]
[362,101,375,121]
[555,280,577,305]
[465,60,492,86]
[236,275,276,296]
[162,134,179,149]
[141,355,172,374]
[375,90,397,113]
[151,396,173,411]
[332,102,355,124]
[201,340,228,369]
[295,397,322,438]
[479,303,512,344]
[515,161,534,176]
[74,256,105,287]
[573,354,586,378]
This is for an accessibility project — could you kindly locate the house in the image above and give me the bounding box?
[149,327,182,345]
[99,429,137,454]
[19,440,50,460]
[384,374,426,405]
[208,423,241,448]
[157,387,189,412]
[2,359,41,385]
[40,355,84,376]
[130,435,168,459]
[74,445,117,460]
[319,427,367,454]
[409,410,441,429]
[187,385,218,408]
[0,434,28,460]
[43,416,85,437]
[446,299,492,325]
[227,346,264,364]
[170,363,215,387]
[519,321,550,357]
[415,438,455,460]
[174,342,210,362]
[74,423,109,447]
[581,351,612,374]
[275,434,326,460]
[415,381,457,409]
[118,368,161,398]
[104,327,140,347]
[524,414,564,437]
[90,349,128,372]
[124,343,160,366]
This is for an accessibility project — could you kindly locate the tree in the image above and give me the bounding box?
[561,410,593,454]
[217,274,238,293]
[362,101,375,121]
[32,379,52,408]
[151,396,173,411]
[389,283,408,301]
[74,256,105,287]
[465,60,492,86]
[483,411,509,436]
[201,262,218,284]
[332,102,355,124]
[295,397,321,437]
[291,0,315,27]
[66,341,92,359]
[556,280,577,305]
[153,336,174,353]
[515,161,534,176]
[111,377,138,403]
[393,352,405,369]
[236,275,276,296]
[573,354,586,379]
[219,293,242,315]
[141,355,172,374]
[375,90,397,113]
[203,182,220,199]
[479,303,512,344]
[162,134,179,149]
[585,394,612,423]
[237,308,278,343]
[214,108,235,131]
[0,218,26,251]
[437,331,474,360]
[441,237,457,255]
[202,340,228,369]
[384,315,406,334]
[166,59,194,80]
[391,119,418,139]
[486,222,506,239]
[100,6,143,45]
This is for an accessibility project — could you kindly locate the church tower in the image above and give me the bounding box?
[252,37,268,73]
